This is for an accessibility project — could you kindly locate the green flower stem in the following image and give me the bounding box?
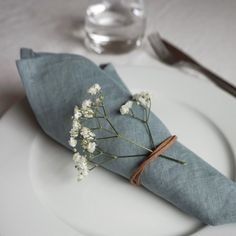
[130,110,145,123]
[90,127,101,131]
[102,104,119,134]
[90,151,103,159]
[130,108,155,150]
[95,109,153,153]
[104,117,119,135]
[96,136,118,140]
[100,127,117,135]
[91,156,116,169]
[97,106,119,135]
[117,154,146,158]
[161,155,186,165]
[101,104,108,116]
[117,134,153,152]
[96,147,117,159]
[96,117,101,128]
[88,165,98,171]
[97,144,184,165]
[141,102,154,149]
[117,153,185,165]
[145,122,155,148]
[147,98,151,121]
[96,125,152,153]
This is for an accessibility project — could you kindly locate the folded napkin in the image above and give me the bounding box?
[16,48,236,226]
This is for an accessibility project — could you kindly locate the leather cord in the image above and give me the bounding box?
[130,135,177,186]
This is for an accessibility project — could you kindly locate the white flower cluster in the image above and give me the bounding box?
[133,91,151,108]
[88,83,101,95]
[80,127,96,153]
[88,84,103,106]
[69,123,96,180]
[69,110,97,153]
[69,83,103,180]
[69,106,82,148]
[120,91,151,116]
[120,101,133,115]
[81,99,94,118]
[73,152,89,180]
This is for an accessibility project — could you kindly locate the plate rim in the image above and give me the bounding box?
[0,65,236,236]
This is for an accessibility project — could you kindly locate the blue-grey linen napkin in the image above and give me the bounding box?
[16,48,236,226]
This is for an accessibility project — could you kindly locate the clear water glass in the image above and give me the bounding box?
[84,0,146,54]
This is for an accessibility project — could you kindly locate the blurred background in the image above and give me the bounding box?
[0,0,236,116]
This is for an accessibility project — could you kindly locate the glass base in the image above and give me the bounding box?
[84,33,142,54]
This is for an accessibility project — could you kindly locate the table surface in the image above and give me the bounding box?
[0,1,236,235]
[1,0,236,116]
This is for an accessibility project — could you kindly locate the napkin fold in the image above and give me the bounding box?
[16,48,236,225]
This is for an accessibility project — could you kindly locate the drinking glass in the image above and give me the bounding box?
[84,0,146,54]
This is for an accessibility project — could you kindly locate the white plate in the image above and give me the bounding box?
[0,65,236,236]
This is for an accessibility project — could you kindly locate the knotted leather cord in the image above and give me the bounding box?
[130,135,177,186]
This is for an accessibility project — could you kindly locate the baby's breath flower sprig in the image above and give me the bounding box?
[120,91,154,148]
[134,92,154,148]
[69,84,186,181]
[119,92,186,164]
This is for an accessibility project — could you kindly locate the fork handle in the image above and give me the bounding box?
[192,62,236,97]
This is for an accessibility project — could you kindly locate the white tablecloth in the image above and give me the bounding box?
[1,0,236,116]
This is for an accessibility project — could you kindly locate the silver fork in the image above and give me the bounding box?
[148,33,236,97]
